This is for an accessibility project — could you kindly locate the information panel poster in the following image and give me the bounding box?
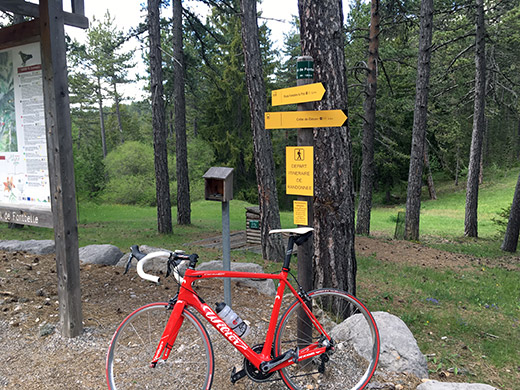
[0,41,52,227]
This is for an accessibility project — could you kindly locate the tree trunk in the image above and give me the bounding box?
[356,0,380,236]
[464,0,486,238]
[173,0,191,225]
[240,0,284,261]
[517,118,520,159]
[148,0,172,234]
[97,75,107,158]
[424,142,437,200]
[501,170,520,252]
[479,121,485,185]
[404,0,434,241]
[455,145,460,186]
[113,82,124,144]
[299,0,356,294]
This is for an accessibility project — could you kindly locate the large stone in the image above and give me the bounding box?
[79,244,124,266]
[0,239,55,255]
[197,260,276,296]
[417,380,498,390]
[331,311,428,379]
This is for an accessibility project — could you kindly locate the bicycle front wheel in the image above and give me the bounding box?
[275,289,379,390]
[106,302,214,390]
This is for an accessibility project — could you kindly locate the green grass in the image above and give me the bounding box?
[357,255,519,388]
[0,199,296,256]
[354,167,520,388]
[369,167,519,257]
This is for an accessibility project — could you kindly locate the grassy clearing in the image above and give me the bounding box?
[357,255,519,388]
[356,167,520,388]
[1,167,519,387]
[0,200,295,254]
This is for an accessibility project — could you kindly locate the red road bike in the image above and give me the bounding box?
[106,228,380,390]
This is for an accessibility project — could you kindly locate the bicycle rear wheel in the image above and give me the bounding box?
[106,302,214,390]
[275,289,379,390]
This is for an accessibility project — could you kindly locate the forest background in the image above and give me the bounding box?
[2,0,520,241]
[58,0,520,230]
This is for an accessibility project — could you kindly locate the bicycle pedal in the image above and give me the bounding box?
[230,367,246,384]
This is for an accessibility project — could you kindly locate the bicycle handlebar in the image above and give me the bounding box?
[130,246,198,284]
[136,251,172,284]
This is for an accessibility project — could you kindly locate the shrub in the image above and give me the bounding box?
[491,203,511,234]
[102,141,158,206]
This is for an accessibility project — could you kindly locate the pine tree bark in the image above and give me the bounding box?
[356,0,380,236]
[404,0,434,241]
[113,82,124,144]
[501,170,520,252]
[465,0,486,238]
[173,0,191,225]
[424,142,437,200]
[299,0,356,294]
[96,75,107,158]
[148,0,173,234]
[240,0,284,261]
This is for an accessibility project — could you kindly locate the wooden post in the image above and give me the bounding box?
[39,0,83,338]
[296,56,314,291]
[296,56,314,348]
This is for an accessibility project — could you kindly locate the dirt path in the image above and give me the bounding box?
[356,235,520,271]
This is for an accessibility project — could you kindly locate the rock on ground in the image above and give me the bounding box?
[417,380,499,389]
[79,244,123,266]
[331,311,429,379]
[0,239,55,254]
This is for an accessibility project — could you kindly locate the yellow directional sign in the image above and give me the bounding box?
[272,82,326,106]
[265,110,347,129]
[286,146,313,196]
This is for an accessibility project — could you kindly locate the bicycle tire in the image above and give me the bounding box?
[275,289,379,390]
[106,302,214,390]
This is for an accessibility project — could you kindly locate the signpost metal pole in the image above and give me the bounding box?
[203,166,234,308]
[222,200,232,307]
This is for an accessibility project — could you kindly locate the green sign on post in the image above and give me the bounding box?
[297,57,314,80]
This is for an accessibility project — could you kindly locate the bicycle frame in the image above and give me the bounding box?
[150,267,331,372]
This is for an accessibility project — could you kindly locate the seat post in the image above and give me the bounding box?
[283,235,296,270]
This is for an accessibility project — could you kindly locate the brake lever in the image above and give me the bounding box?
[166,252,185,278]
[124,253,134,275]
[166,253,174,278]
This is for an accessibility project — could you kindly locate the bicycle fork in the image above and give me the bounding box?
[150,300,186,368]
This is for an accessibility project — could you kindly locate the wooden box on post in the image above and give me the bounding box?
[203,167,234,202]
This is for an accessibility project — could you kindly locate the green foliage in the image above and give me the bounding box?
[64,0,520,220]
[346,0,418,199]
[73,130,105,199]
[187,138,215,201]
[491,203,511,235]
[102,141,157,206]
